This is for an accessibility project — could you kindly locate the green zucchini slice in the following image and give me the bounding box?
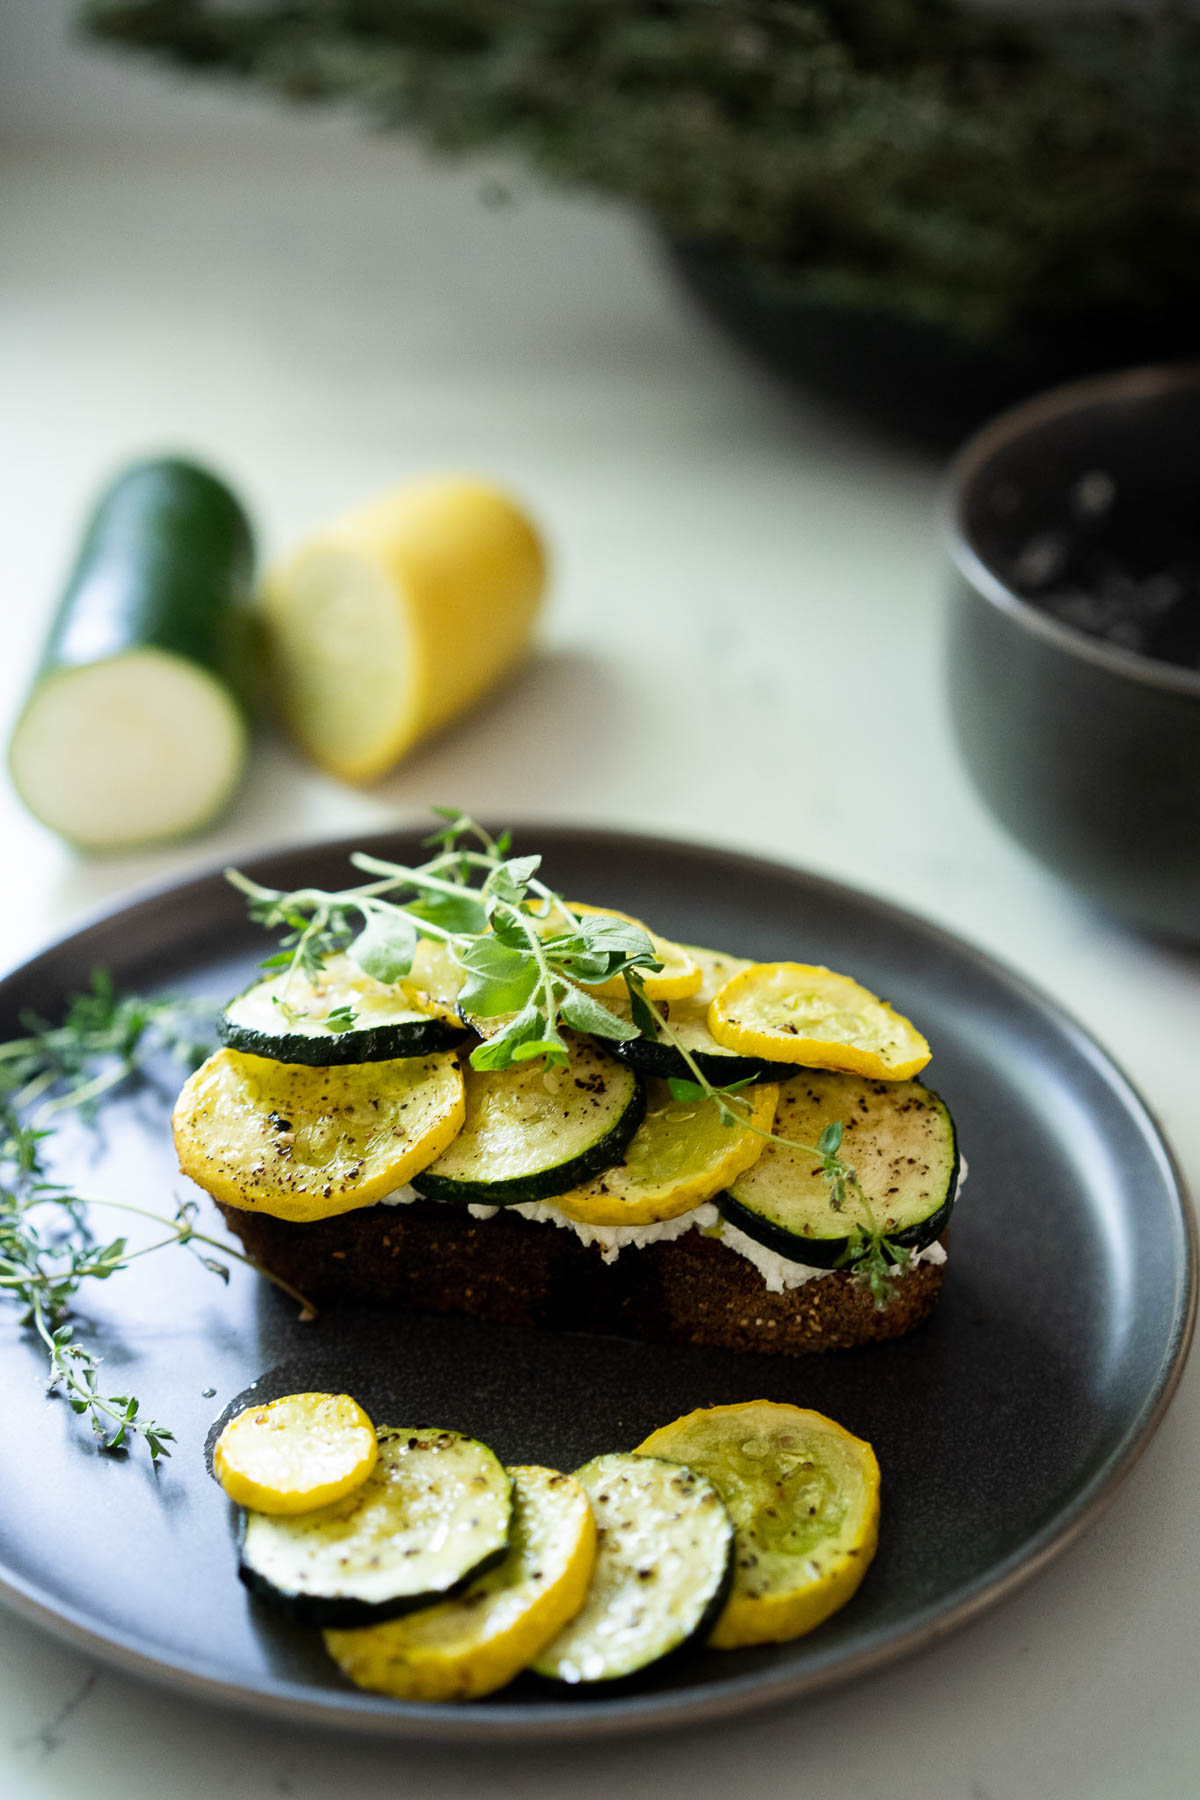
[412,1035,645,1206]
[219,952,465,1064]
[531,1452,734,1685]
[607,946,795,1084]
[238,1427,512,1628]
[323,1464,596,1702]
[8,457,255,850]
[719,1071,958,1267]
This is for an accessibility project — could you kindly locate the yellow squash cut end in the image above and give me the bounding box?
[261,476,546,783]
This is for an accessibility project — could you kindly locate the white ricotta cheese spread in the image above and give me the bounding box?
[374,1184,951,1283]
[506,1201,719,1264]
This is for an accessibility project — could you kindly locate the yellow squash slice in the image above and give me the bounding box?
[213,1392,378,1515]
[173,1047,465,1223]
[554,1078,779,1226]
[324,1464,595,1702]
[635,1400,880,1648]
[708,962,931,1080]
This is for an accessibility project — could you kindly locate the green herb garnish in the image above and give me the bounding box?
[227,810,659,1074]
[84,2,1200,346]
[0,974,311,1460]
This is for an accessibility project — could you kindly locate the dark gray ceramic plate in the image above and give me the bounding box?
[0,827,1193,1742]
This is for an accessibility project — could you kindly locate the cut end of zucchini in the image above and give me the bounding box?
[9,649,246,850]
[263,547,413,783]
[324,1464,596,1702]
[413,1036,645,1207]
[720,1072,958,1268]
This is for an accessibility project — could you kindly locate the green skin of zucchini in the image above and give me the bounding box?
[717,1175,957,1270]
[412,1075,648,1207]
[235,1514,511,1630]
[32,457,257,704]
[606,1035,791,1087]
[218,1011,466,1066]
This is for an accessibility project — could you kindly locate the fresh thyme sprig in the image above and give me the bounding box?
[0,974,313,1460]
[230,809,911,1304]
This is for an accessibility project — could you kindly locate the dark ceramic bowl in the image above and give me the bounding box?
[944,363,1200,940]
[666,240,1200,448]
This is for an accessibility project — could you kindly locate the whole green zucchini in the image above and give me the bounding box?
[8,457,256,850]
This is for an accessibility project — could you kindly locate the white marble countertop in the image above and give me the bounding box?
[0,29,1197,1796]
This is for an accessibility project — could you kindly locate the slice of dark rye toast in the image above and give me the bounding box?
[215,1197,947,1356]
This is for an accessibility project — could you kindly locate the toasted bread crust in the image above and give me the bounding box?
[216,1197,945,1355]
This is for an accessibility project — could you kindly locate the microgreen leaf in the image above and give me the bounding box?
[468,1005,568,1070]
[668,1074,753,1106]
[408,889,488,936]
[456,939,539,1018]
[348,911,419,984]
[818,1121,844,1157]
[323,1005,359,1036]
[542,935,618,983]
[467,1029,520,1072]
[488,909,537,951]
[423,805,470,851]
[625,977,657,1039]
[510,1032,570,1066]
[559,989,639,1040]
[487,855,541,905]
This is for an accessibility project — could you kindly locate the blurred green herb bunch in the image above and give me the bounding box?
[85,1,1200,343]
